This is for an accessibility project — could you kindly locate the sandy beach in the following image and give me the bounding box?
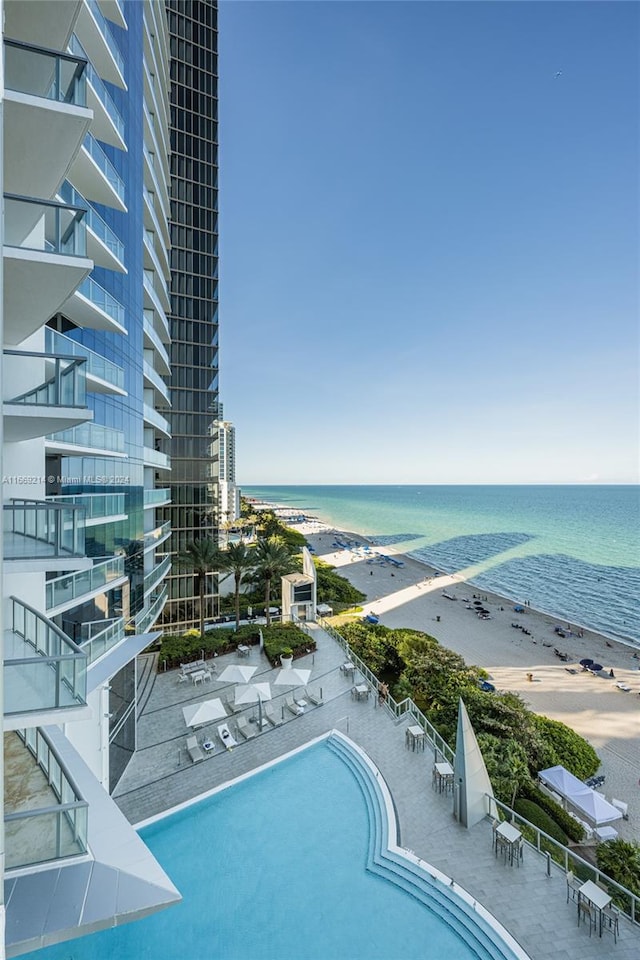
[293,516,640,842]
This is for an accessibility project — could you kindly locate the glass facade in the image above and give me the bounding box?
[161,0,220,629]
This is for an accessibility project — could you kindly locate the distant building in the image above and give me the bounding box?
[210,414,241,531]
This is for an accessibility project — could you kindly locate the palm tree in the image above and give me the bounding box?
[175,538,221,637]
[253,536,296,626]
[215,541,256,631]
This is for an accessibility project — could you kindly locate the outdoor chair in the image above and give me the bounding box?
[186,735,204,764]
[285,695,304,716]
[565,871,582,903]
[491,819,500,850]
[264,703,283,726]
[578,899,596,936]
[236,716,256,740]
[217,723,238,750]
[306,688,323,706]
[602,906,620,943]
[177,672,189,684]
[224,691,240,714]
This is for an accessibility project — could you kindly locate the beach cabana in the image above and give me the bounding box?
[538,765,623,826]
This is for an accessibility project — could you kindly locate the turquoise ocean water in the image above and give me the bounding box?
[244,485,640,646]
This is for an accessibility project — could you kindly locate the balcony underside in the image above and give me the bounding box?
[68,145,127,214]
[4,93,93,200]
[76,1,126,90]
[3,531,93,573]
[45,438,127,459]
[3,248,92,346]
[86,370,127,396]
[60,287,127,336]
[3,404,93,442]
[4,0,82,52]
[87,81,126,152]
[86,225,127,274]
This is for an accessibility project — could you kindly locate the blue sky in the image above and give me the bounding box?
[218,1,638,485]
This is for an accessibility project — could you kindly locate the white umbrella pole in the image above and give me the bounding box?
[258,694,263,729]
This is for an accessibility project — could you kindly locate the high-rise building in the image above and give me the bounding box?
[211,413,241,534]
[1,0,180,951]
[161,0,220,630]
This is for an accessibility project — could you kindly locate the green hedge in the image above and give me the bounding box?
[521,783,585,843]
[159,625,257,669]
[260,624,314,666]
[514,799,568,845]
[531,715,600,780]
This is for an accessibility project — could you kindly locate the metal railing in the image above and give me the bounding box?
[58,182,125,267]
[143,555,171,596]
[77,276,125,329]
[4,37,87,104]
[490,796,639,925]
[4,349,87,407]
[143,520,171,549]
[4,193,87,256]
[78,616,125,664]
[4,498,85,559]
[48,492,125,522]
[46,555,125,610]
[7,597,87,714]
[144,487,170,507]
[83,133,125,203]
[6,728,88,869]
[136,586,168,633]
[68,35,124,138]
[46,327,125,390]
[316,616,455,763]
[48,421,125,453]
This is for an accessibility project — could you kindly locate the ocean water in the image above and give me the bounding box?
[244,485,640,646]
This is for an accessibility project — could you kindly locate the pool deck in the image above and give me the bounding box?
[114,623,640,960]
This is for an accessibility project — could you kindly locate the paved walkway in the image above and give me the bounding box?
[114,624,640,960]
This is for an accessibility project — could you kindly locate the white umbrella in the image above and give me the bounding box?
[234,682,272,727]
[216,664,257,684]
[274,667,311,687]
[182,698,227,729]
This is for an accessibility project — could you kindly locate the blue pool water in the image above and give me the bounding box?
[28,742,515,960]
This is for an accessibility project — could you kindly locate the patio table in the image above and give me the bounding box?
[578,880,611,936]
[495,821,523,866]
[406,725,426,751]
[433,761,454,793]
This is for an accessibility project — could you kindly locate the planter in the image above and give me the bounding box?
[280,654,293,669]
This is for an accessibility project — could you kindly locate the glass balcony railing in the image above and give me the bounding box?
[45,327,125,391]
[4,38,87,105]
[6,597,87,715]
[5,728,88,869]
[143,446,171,469]
[83,133,125,203]
[68,35,124,138]
[48,421,125,453]
[143,358,168,397]
[4,194,87,257]
[143,313,170,367]
[143,403,170,435]
[78,276,125,329]
[143,520,171,549]
[77,616,125,663]
[136,586,168,633]
[48,492,125,521]
[86,0,126,78]
[59,182,125,265]
[46,555,125,610]
[4,499,85,560]
[4,349,87,407]
[144,487,171,507]
[144,555,171,596]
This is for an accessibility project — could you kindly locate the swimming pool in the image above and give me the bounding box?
[26,736,526,960]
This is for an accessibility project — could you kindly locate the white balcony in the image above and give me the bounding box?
[48,493,126,527]
[61,276,127,336]
[143,183,171,254]
[143,403,171,438]
[143,358,170,405]
[75,0,126,89]
[46,422,126,459]
[4,41,93,200]
[46,555,127,616]
[144,488,171,509]
[3,499,91,575]
[4,1,82,54]
[3,196,92,346]
[143,315,170,375]
[69,135,126,213]
[3,350,93,442]
[143,447,170,471]
[45,328,126,396]
[97,0,127,30]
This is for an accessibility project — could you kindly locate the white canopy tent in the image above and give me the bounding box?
[538,765,623,826]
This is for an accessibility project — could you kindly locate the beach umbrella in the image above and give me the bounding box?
[234,682,272,728]
[473,601,483,606]
[182,698,227,729]
[579,658,594,666]
[216,664,257,684]
[274,667,312,687]
[590,663,603,673]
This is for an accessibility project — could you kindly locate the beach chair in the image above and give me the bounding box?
[217,723,237,750]
[264,703,283,726]
[236,716,256,740]
[615,681,632,692]
[285,695,304,716]
[186,735,204,763]
[306,688,323,706]
[224,691,240,714]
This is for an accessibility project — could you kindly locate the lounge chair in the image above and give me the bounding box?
[306,688,323,706]
[285,695,304,716]
[217,723,238,750]
[611,798,629,819]
[236,716,257,740]
[264,703,283,726]
[615,681,632,692]
[186,735,204,763]
[224,691,240,714]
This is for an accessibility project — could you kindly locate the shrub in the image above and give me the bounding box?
[260,623,314,666]
[314,559,366,606]
[596,838,640,900]
[521,783,585,843]
[530,715,600,780]
[514,799,568,845]
[159,624,257,669]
